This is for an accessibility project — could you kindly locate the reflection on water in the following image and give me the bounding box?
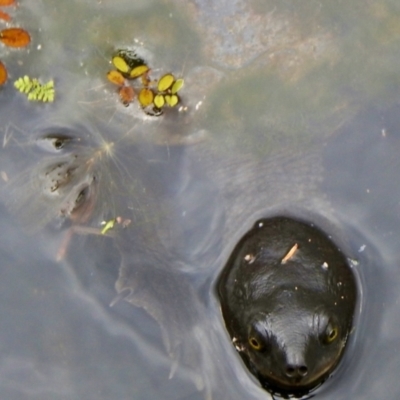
[1,0,400,399]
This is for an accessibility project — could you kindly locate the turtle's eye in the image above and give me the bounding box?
[248,320,270,352]
[323,321,339,344]
[249,336,262,350]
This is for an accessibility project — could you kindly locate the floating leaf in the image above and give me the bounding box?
[129,64,149,79]
[119,86,135,106]
[107,70,125,86]
[158,73,174,92]
[0,28,31,48]
[0,61,7,86]
[153,93,165,109]
[112,56,129,73]
[107,48,185,117]
[0,0,15,5]
[14,76,28,92]
[14,76,55,102]
[116,49,145,70]
[171,78,184,94]
[101,219,116,235]
[165,94,179,107]
[138,88,154,107]
[0,10,11,22]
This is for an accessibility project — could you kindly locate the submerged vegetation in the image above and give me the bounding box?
[0,120,156,260]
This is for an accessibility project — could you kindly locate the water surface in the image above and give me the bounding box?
[1,1,400,399]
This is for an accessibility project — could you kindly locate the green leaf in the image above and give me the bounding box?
[101,219,116,235]
[13,75,56,102]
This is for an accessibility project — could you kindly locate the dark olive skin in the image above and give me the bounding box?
[218,216,357,397]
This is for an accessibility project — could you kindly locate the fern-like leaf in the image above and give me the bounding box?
[14,75,55,102]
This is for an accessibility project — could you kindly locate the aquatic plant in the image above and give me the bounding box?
[0,0,31,86]
[0,0,15,22]
[0,27,30,47]
[0,28,31,87]
[100,218,116,235]
[106,48,184,115]
[0,60,6,85]
[14,76,55,102]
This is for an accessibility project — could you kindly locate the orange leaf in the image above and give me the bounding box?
[0,61,7,86]
[0,10,11,21]
[119,86,135,106]
[107,70,125,86]
[0,28,31,48]
[0,0,15,6]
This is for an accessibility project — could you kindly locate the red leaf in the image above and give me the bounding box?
[0,10,11,21]
[0,61,7,86]
[119,86,135,106]
[0,0,15,6]
[0,28,31,48]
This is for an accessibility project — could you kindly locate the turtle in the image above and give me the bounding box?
[217,216,357,397]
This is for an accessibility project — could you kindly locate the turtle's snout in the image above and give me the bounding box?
[283,350,309,382]
[285,363,308,380]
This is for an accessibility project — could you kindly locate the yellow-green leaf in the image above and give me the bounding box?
[47,92,55,102]
[138,88,154,107]
[165,94,179,107]
[157,73,174,92]
[101,219,116,235]
[129,65,149,79]
[171,78,184,94]
[153,94,165,109]
[112,56,130,73]
[14,75,56,102]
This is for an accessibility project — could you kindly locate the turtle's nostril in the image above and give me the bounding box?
[299,365,308,377]
[285,365,296,377]
[285,364,308,378]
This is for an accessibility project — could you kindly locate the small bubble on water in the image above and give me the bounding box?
[348,258,359,267]
[358,244,366,253]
